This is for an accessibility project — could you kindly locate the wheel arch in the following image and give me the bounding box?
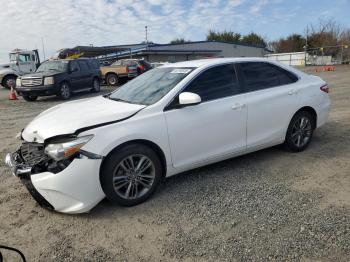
[100,139,167,179]
[105,72,119,79]
[2,73,18,86]
[294,106,317,129]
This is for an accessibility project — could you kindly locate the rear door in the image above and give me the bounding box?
[235,62,300,148]
[77,60,92,88]
[68,61,81,89]
[164,64,247,169]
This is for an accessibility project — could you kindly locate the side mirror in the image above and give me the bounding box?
[178,92,201,107]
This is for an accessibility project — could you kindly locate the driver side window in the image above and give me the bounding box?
[184,64,239,102]
[18,54,31,62]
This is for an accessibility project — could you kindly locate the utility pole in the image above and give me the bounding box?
[41,37,46,60]
[304,26,308,66]
[145,26,148,44]
[340,43,344,64]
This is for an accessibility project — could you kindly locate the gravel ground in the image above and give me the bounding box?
[0,66,350,261]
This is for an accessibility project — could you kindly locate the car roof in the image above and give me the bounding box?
[161,57,274,68]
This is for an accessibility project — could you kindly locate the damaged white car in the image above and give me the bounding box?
[5,58,330,214]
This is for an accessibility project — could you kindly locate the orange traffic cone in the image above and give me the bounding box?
[9,86,18,100]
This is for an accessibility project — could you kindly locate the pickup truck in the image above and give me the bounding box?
[100,61,138,86]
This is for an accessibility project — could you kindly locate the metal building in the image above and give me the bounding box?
[98,41,271,63]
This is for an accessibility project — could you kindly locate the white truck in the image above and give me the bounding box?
[0,49,40,89]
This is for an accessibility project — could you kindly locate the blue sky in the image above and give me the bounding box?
[0,0,349,62]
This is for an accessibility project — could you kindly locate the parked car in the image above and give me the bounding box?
[116,59,152,74]
[5,58,330,214]
[151,61,169,68]
[15,58,100,101]
[100,61,138,86]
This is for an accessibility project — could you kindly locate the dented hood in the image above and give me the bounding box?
[22,96,145,143]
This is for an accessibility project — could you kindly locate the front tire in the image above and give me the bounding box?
[285,111,315,152]
[100,144,162,206]
[2,75,16,89]
[58,82,71,100]
[22,94,38,102]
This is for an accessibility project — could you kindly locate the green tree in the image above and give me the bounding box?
[169,38,191,44]
[241,32,267,47]
[206,30,241,43]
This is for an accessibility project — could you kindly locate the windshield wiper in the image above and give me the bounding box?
[108,97,130,103]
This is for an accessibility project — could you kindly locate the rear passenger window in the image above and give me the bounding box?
[78,61,89,71]
[70,61,79,71]
[184,64,239,102]
[238,62,297,92]
[270,64,298,85]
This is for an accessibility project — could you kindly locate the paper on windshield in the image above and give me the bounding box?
[170,69,191,74]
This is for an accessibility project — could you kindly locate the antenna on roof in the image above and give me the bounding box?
[145,26,148,44]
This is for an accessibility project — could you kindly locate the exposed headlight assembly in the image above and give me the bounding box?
[44,135,93,161]
[44,76,54,85]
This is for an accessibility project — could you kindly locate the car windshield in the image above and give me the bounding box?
[108,67,194,105]
[36,61,68,72]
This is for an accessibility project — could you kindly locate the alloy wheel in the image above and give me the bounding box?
[112,154,155,200]
[291,116,312,148]
[60,83,70,99]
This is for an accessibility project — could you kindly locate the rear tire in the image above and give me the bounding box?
[106,73,119,86]
[22,94,38,102]
[91,77,100,93]
[284,111,315,152]
[100,144,162,206]
[58,82,71,100]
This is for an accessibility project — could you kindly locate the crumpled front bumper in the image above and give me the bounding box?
[5,151,106,214]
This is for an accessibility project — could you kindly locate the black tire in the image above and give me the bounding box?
[2,75,16,89]
[91,77,100,93]
[106,73,119,86]
[58,82,71,100]
[100,144,163,206]
[22,94,38,102]
[284,111,315,152]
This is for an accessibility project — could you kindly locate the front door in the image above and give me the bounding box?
[164,64,247,169]
[17,53,34,74]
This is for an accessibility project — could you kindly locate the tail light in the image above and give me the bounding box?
[138,65,145,71]
[320,84,329,93]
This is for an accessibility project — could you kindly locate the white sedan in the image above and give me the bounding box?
[5,58,330,214]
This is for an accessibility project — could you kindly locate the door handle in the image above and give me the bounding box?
[288,89,297,95]
[231,103,245,110]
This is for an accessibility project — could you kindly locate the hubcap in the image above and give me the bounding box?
[61,84,70,98]
[6,78,15,88]
[291,116,312,147]
[109,76,116,85]
[113,154,155,200]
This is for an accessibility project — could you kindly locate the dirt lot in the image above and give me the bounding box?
[0,67,350,261]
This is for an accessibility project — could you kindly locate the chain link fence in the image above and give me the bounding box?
[266,44,349,66]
